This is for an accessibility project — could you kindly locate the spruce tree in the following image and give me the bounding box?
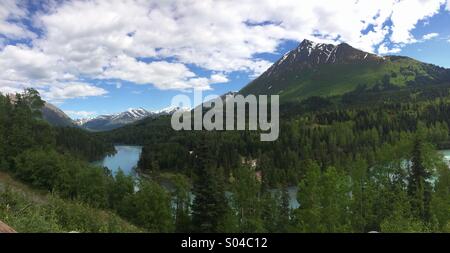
[191,138,229,232]
[279,186,292,232]
[408,135,432,221]
[172,174,192,232]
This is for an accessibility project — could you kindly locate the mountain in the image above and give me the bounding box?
[41,102,75,127]
[6,93,74,127]
[240,39,450,102]
[76,106,188,131]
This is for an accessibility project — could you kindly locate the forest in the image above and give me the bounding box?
[105,83,450,232]
[2,87,450,232]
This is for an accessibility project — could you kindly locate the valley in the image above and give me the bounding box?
[3,39,450,233]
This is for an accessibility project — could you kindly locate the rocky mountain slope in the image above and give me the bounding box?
[240,39,450,102]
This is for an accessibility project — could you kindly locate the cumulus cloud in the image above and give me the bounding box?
[390,0,445,44]
[0,0,34,40]
[0,45,60,82]
[422,32,439,40]
[64,110,97,119]
[0,0,449,100]
[100,55,229,90]
[41,82,108,101]
[378,43,402,55]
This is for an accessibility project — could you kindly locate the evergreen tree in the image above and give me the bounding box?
[279,186,292,232]
[231,165,264,232]
[191,139,229,232]
[380,190,426,232]
[172,174,192,232]
[349,157,368,232]
[408,135,432,221]
[109,169,134,210]
[293,160,322,232]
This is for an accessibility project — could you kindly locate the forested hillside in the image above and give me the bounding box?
[4,86,450,232]
[103,83,450,232]
[0,90,166,232]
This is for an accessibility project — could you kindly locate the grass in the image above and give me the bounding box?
[0,170,142,233]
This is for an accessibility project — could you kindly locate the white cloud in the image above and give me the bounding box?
[1,0,449,99]
[0,0,35,40]
[0,45,60,82]
[447,0,450,10]
[378,43,402,54]
[100,55,228,90]
[41,82,108,101]
[390,0,445,43]
[0,84,22,95]
[422,32,439,40]
[64,110,97,119]
[210,74,229,84]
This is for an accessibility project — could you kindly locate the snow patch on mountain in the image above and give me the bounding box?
[75,106,190,131]
[265,39,383,78]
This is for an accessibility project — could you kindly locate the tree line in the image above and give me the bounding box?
[3,88,450,232]
[101,85,450,232]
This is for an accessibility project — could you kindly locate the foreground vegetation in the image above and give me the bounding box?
[0,172,140,233]
[3,86,450,232]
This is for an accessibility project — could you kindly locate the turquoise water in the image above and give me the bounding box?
[96,146,300,208]
[440,150,450,165]
[94,148,450,210]
[94,145,142,175]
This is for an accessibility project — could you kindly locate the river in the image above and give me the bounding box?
[440,149,450,166]
[94,145,143,176]
[95,145,300,208]
[95,147,450,210]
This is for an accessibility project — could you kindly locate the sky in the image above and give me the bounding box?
[0,0,450,119]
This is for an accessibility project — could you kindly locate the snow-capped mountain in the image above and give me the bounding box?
[240,39,418,100]
[74,117,93,126]
[111,108,151,124]
[76,106,189,131]
[264,39,384,78]
[153,105,190,115]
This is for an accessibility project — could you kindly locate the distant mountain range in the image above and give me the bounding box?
[240,39,450,101]
[74,106,189,131]
[39,102,188,131]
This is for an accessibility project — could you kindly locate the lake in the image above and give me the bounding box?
[94,145,143,176]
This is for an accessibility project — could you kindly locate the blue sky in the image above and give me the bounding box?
[0,0,450,119]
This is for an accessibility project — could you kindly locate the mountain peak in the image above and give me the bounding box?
[266,39,383,77]
[240,39,430,101]
[299,39,319,47]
